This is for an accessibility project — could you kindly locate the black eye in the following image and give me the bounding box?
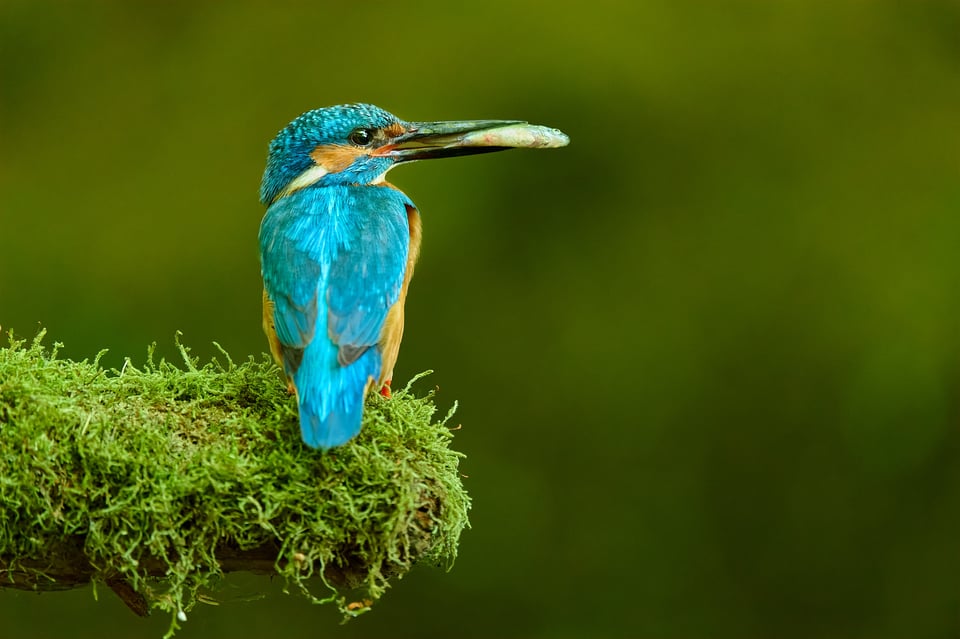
[348,128,374,146]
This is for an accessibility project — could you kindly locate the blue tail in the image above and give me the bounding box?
[293,338,381,449]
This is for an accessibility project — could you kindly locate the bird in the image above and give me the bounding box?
[259,103,569,449]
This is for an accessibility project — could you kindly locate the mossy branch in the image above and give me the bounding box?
[0,330,469,635]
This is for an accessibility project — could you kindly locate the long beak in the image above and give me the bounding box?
[375,119,569,162]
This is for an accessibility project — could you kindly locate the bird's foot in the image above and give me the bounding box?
[379,380,392,398]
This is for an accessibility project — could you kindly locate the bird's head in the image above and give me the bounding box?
[260,103,569,205]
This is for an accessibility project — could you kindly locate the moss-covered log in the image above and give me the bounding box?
[0,330,469,634]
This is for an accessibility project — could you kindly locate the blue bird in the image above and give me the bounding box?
[259,103,568,449]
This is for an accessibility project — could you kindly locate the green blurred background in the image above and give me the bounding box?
[2,1,959,637]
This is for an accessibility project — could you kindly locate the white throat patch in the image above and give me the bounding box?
[275,164,330,201]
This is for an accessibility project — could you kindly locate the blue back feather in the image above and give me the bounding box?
[259,183,412,448]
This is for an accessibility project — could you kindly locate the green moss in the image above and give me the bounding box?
[0,330,469,635]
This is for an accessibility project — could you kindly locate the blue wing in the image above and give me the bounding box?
[259,184,412,448]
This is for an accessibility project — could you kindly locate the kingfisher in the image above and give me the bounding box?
[259,103,568,449]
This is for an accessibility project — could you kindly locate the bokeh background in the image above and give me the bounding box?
[2,1,959,637]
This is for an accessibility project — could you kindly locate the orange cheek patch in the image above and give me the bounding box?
[310,144,366,172]
[383,122,407,138]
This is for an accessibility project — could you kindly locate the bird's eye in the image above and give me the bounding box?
[348,128,375,146]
